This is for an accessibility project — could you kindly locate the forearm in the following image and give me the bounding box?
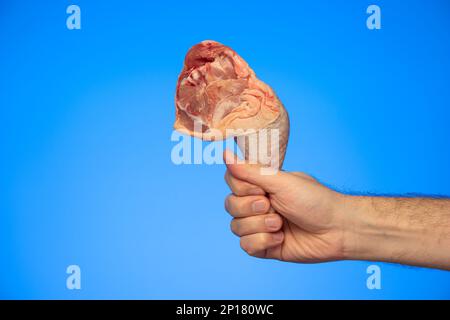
[341,195,450,270]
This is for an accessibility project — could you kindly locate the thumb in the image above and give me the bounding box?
[223,149,286,193]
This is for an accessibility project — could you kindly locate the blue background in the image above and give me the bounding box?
[1,0,450,299]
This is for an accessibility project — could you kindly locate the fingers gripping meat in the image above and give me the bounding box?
[175,40,289,168]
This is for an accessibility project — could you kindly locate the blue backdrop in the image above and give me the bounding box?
[1,0,450,299]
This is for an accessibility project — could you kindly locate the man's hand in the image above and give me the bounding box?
[224,150,348,262]
[223,150,450,270]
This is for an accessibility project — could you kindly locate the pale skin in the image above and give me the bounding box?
[223,150,450,270]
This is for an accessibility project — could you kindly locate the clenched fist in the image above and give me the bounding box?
[224,150,348,263]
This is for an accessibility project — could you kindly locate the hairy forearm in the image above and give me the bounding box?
[341,195,450,270]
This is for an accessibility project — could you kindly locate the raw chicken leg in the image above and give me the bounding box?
[174,40,289,168]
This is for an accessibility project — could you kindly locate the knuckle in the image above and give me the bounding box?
[235,199,247,214]
[225,194,243,217]
[239,238,248,251]
[258,233,270,246]
[224,195,231,212]
[292,171,316,181]
[240,238,254,256]
[233,184,246,196]
[225,174,243,196]
[224,173,231,188]
[230,219,240,235]
[240,236,263,257]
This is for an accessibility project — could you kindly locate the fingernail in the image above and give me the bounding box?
[272,232,284,242]
[252,200,266,213]
[265,216,279,229]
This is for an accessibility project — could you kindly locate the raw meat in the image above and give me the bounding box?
[174,40,289,167]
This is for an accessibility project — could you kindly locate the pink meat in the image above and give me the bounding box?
[174,40,289,167]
